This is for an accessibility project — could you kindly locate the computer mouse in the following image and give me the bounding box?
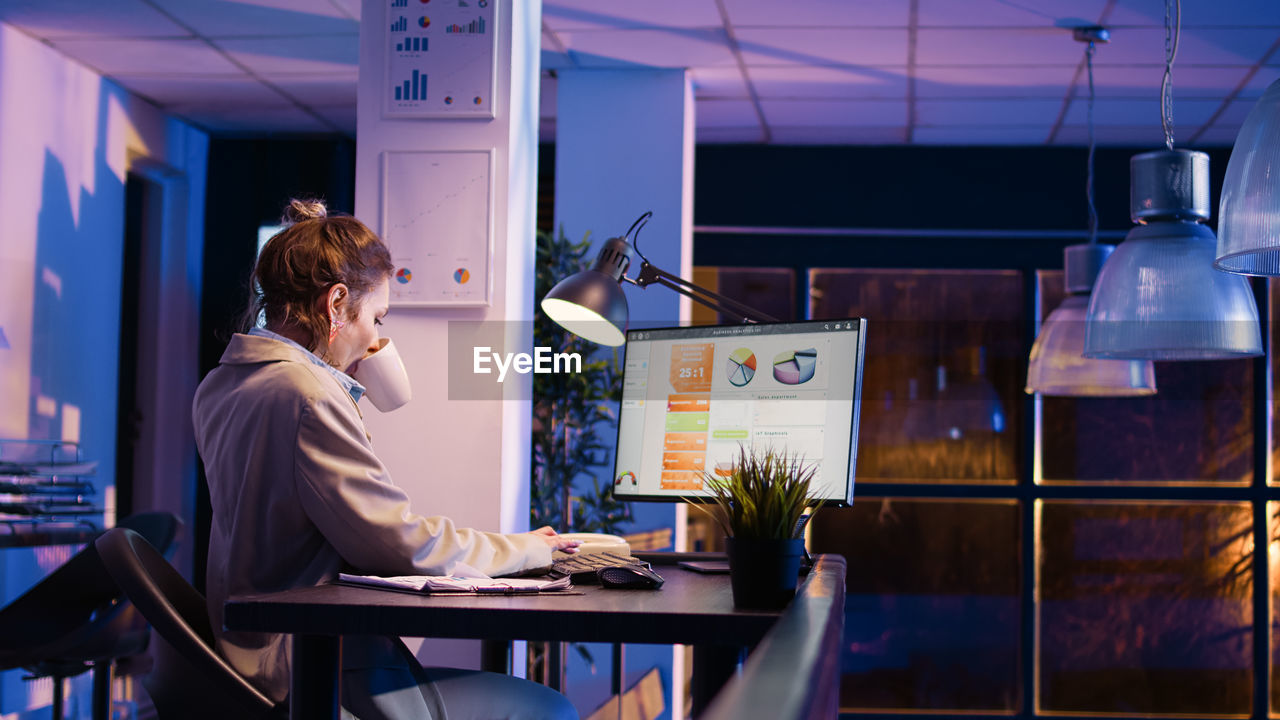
[596,564,665,589]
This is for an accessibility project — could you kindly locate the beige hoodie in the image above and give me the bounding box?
[194,333,550,702]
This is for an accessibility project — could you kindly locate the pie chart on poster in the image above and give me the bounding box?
[725,347,756,387]
[772,348,817,385]
[395,268,412,284]
[454,268,470,284]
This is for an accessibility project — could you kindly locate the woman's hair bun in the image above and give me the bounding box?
[282,197,328,224]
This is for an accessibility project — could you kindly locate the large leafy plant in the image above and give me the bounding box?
[696,445,823,540]
[530,226,631,534]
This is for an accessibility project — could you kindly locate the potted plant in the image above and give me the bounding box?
[697,445,824,610]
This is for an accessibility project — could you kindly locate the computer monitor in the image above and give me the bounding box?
[611,319,867,506]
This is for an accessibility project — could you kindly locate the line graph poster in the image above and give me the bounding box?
[384,0,496,118]
[381,150,492,307]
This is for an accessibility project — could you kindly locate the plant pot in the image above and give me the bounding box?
[724,536,805,610]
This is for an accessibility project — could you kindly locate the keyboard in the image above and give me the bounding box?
[549,551,651,584]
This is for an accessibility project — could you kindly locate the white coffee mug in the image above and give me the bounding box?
[352,337,412,412]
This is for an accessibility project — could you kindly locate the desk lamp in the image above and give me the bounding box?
[540,212,777,345]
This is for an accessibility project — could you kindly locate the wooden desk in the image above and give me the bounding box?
[224,562,790,720]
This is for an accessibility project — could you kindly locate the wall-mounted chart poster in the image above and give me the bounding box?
[384,0,496,119]
[381,150,493,307]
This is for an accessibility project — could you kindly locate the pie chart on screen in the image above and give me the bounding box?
[772,348,817,385]
[725,347,756,387]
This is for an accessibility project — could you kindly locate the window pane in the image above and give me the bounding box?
[810,269,1022,483]
[810,498,1020,712]
[689,267,796,325]
[1039,501,1253,715]
[1038,271,1254,485]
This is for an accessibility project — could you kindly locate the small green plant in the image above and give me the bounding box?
[695,445,824,540]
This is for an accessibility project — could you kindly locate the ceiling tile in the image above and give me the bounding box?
[912,125,1049,145]
[543,0,721,31]
[110,74,282,108]
[916,28,1084,66]
[697,126,765,143]
[690,67,749,98]
[1207,98,1262,127]
[917,0,1109,28]
[1061,97,1222,125]
[736,28,907,66]
[749,65,907,99]
[723,0,910,28]
[769,125,906,144]
[1107,0,1280,28]
[150,0,357,37]
[557,28,735,68]
[1241,69,1280,98]
[916,99,1063,126]
[697,99,758,128]
[0,0,190,39]
[914,66,1075,98]
[263,72,358,106]
[1093,28,1278,66]
[1050,124,1173,145]
[1078,65,1250,98]
[313,104,357,134]
[217,35,360,74]
[1190,125,1244,147]
[760,99,906,127]
[49,38,242,75]
[170,103,334,133]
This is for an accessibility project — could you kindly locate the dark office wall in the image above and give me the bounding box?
[689,144,1234,269]
[196,137,355,590]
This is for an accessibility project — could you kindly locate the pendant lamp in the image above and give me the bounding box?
[1214,76,1280,275]
[1082,0,1262,360]
[1027,245,1156,394]
[1025,27,1156,395]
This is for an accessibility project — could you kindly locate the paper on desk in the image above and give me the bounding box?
[338,572,571,594]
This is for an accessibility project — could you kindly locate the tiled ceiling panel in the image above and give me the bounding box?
[723,0,910,28]
[150,0,357,37]
[49,38,243,75]
[749,65,907,99]
[0,0,188,39]
[916,0,1110,28]
[735,28,907,66]
[542,0,722,31]
[217,35,360,75]
[556,28,735,68]
[916,99,1064,126]
[914,66,1076,98]
[110,74,279,108]
[760,99,906,127]
[3,0,1276,143]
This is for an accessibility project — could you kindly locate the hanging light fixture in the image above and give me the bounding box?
[1214,76,1280,274]
[1083,0,1262,360]
[1026,27,1156,396]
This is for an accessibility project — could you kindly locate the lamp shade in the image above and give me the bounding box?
[540,236,633,346]
[1027,295,1156,395]
[1215,77,1280,275]
[1083,221,1262,359]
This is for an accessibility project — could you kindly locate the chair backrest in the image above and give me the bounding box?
[94,528,281,720]
[0,512,182,663]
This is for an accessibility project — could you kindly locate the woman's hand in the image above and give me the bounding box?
[530,525,580,553]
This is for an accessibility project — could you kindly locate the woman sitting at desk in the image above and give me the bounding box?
[195,199,578,720]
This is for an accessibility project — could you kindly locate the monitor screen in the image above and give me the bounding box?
[611,319,866,505]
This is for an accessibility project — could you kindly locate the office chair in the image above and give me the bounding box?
[94,527,285,720]
[0,511,180,720]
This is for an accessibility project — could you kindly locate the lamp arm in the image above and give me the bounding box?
[632,261,778,324]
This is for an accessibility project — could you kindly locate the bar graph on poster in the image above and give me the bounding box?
[381,150,492,307]
[384,0,496,118]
